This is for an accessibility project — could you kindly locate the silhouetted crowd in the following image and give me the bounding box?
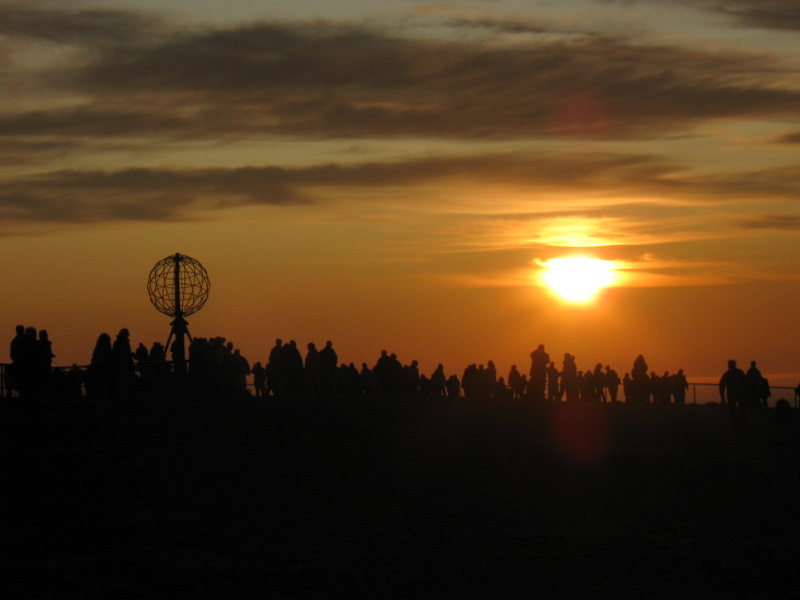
[719,358,774,429]
[6,327,798,538]
[1,327,777,412]
[250,340,700,405]
[7,325,66,400]
[4,325,253,402]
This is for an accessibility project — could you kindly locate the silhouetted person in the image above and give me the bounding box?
[418,373,431,396]
[149,341,169,388]
[746,360,769,409]
[486,360,497,389]
[529,344,549,401]
[560,353,579,403]
[622,373,632,403]
[387,353,404,393]
[284,340,304,394]
[578,370,594,402]
[720,359,747,428]
[345,362,361,394]
[35,329,55,397]
[431,364,446,397]
[605,365,621,403]
[112,328,135,390]
[267,339,284,396]
[654,371,672,404]
[404,360,420,394]
[8,324,26,397]
[251,361,266,396]
[649,371,660,403]
[546,362,559,402]
[373,350,391,393]
[461,364,477,398]
[672,369,688,405]
[508,365,522,400]
[88,333,114,400]
[134,342,149,364]
[232,349,250,396]
[304,342,321,393]
[446,374,461,397]
[631,354,649,403]
[494,376,511,400]
[319,340,337,394]
[592,363,605,402]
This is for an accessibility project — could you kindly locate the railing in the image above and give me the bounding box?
[689,382,799,408]
[0,362,147,398]
[1,362,798,406]
[0,361,248,399]
[0,363,89,398]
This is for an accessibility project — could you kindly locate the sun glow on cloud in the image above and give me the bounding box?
[539,257,617,303]
[527,217,626,248]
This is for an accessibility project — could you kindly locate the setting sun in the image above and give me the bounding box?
[541,257,616,303]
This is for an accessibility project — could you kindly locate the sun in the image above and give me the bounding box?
[541,257,616,303]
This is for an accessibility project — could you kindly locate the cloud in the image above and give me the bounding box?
[0,108,192,138]
[0,165,311,227]
[736,214,800,230]
[0,152,680,229]
[1,6,799,147]
[712,0,800,31]
[2,151,798,233]
[688,165,800,200]
[0,4,160,45]
[0,137,81,165]
[775,131,800,144]
[597,0,800,31]
[77,28,800,140]
[444,18,548,36]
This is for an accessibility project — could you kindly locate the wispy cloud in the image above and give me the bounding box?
[1,152,798,233]
[735,213,800,230]
[712,0,800,31]
[775,131,800,144]
[596,0,800,32]
[1,6,799,150]
[0,4,161,44]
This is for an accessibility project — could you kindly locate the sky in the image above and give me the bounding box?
[2,0,800,387]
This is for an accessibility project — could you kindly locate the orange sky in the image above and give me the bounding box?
[2,1,800,388]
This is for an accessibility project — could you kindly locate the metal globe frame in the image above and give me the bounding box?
[147,253,210,375]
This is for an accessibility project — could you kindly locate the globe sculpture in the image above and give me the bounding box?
[147,253,210,375]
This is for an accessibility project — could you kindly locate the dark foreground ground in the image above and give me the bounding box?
[2,395,799,599]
